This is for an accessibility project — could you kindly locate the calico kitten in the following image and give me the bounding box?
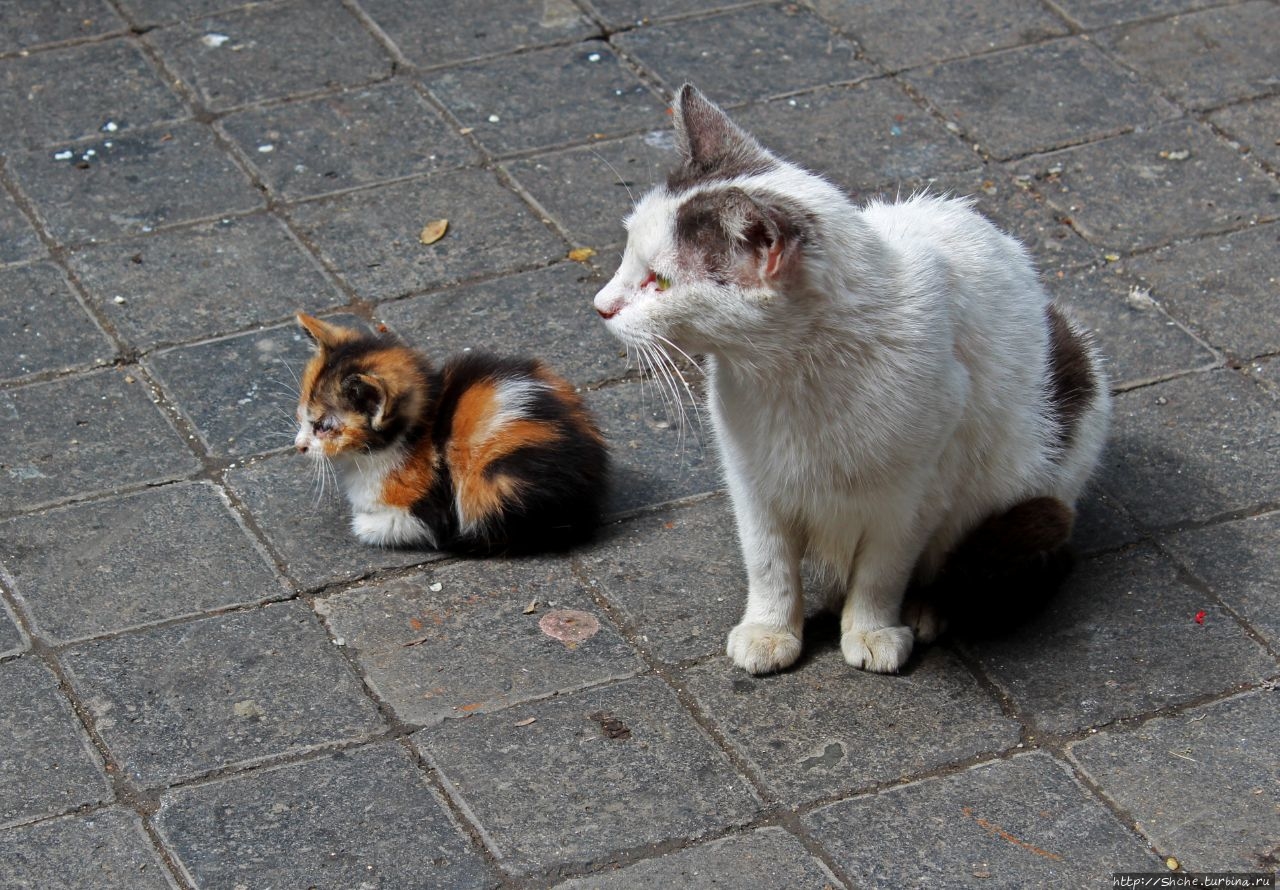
[593,85,1110,674]
[293,313,608,554]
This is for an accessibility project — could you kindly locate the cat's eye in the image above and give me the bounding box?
[312,415,339,436]
[641,270,672,292]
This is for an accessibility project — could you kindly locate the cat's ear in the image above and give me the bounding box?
[704,188,805,283]
[341,373,394,429]
[670,84,771,186]
[296,312,354,351]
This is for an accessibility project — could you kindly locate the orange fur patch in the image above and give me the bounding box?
[380,432,436,509]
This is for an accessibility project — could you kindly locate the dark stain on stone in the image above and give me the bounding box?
[590,710,632,741]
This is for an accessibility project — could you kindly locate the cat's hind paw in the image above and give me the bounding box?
[841,625,913,673]
[727,622,802,674]
[902,600,946,644]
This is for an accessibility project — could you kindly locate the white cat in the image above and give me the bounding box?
[593,85,1110,675]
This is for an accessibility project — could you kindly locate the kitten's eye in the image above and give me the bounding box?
[641,270,672,292]
[313,415,339,437]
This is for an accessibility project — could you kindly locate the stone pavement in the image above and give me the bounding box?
[0,0,1277,887]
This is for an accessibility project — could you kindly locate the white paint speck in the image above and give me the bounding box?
[113,295,127,305]
[428,582,443,592]
[102,121,119,132]
[257,144,274,153]
[487,114,500,123]
[54,150,73,160]
[587,52,601,62]
[202,33,231,47]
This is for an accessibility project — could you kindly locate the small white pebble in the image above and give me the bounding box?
[257,144,274,153]
[201,33,231,47]
[587,52,601,62]
[113,295,127,305]
[487,114,500,123]
[333,637,345,646]
[102,121,118,132]
[54,150,73,160]
[428,582,443,592]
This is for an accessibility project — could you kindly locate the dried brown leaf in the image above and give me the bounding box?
[419,219,449,245]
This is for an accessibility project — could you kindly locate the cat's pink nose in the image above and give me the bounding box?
[296,443,309,454]
[594,290,624,320]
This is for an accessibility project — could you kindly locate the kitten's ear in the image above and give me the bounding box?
[342,373,394,429]
[296,312,354,351]
[670,84,771,185]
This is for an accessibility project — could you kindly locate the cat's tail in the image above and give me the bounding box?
[914,496,1076,638]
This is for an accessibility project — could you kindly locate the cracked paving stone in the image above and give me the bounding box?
[0,657,111,827]
[0,808,173,889]
[1210,94,1280,173]
[680,645,1020,806]
[1163,510,1280,648]
[314,559,642,726]
[966,545,1275,734]
[615,5,871,107]
[905,38,1173,160]
[0,482,284,645]
[156,742,493,889]
[376,261,626,389]
[0,39,186,152]
[1103,371,1280,527]
[810,0,1067,70]
[425,42,659,156]
[552,826,844,889]
[69,213,344,351]
[414,676,760,876]
[8,121,262,246]
[287,169,562,301]
[220,81,477,201]
[224,452,443,590]
[1069,691,1278,873]
[59,602,384,786]
[575,495,745,663]
[147,0,392,112]
[1122,224,1280,360]
[586,379,721,516]
[0,262,113,383]
[0,369,198,513]
[1018,120,1280,254]
[805,753,1160,887]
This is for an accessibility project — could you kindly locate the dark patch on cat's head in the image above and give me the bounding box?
[667,84,776,192]
[674,187,811,283]
[1045,304,1097,450]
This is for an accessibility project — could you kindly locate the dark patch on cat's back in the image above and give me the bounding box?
[1045,304,1096,449]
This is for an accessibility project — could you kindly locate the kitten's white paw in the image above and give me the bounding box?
[902,600,946,644]
[351,509,434,548]
[841,625,913,673]
[727,622,803,674]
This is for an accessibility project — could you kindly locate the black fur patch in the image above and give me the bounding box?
[1046,304,1097,450]
[674,188,810,279]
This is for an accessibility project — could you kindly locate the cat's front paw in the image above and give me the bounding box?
[841,625,913,673]
[727,622,802,674]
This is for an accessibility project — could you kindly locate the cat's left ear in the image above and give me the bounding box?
[725,189,806,283]
[296,312,355,351]
[342,373,393,429]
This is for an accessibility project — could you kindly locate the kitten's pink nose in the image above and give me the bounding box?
[296,443,309,454]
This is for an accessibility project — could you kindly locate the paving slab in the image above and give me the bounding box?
[503,130,679,251]
[0,189,45,267]
[616,5,871,105]
[804,752,1160,889]
[1069,690,1278,873]
[1071,486,1140,556]
[8,122,263,246]
[0,0,126,52]
[1044,265,1216,388]
[113,0,246,26]
[156,742,492,889]
[59,601,384,786]
[682,644,1020,806]
[69,213,344,351]
[287,169,563,300]
[0,482,284,645]
[146,0,392,112]
[904,38,1172,160]
[732,80,977,188]
[1210,94,1280,173]
[316,559,641,726]
[0,261,114,383]
[1050,0,1220,29]
[0,38,186,152]
[1097,2,1280,111]
[425,42,659,156]
[553,826,844,889]
[0,808,176,889]
[810,0,1067,70]
[1163,510,1280,647]
[1103,371,1280,528]
[414,675,760,876]
[590,0,763,32]
[1018,120,1280,254]
[967,545,1275,735]
[362,0,599,69]
[1122,223,1280,360]
[225,452,443,590]
[146,320,324,458]
[0,369,198,513]
[220,82,477,201]
[0,656,111,827]
[587,379,721,516]
[376,261,625,388]
[0,600,25,658]
[575,495,744,663]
